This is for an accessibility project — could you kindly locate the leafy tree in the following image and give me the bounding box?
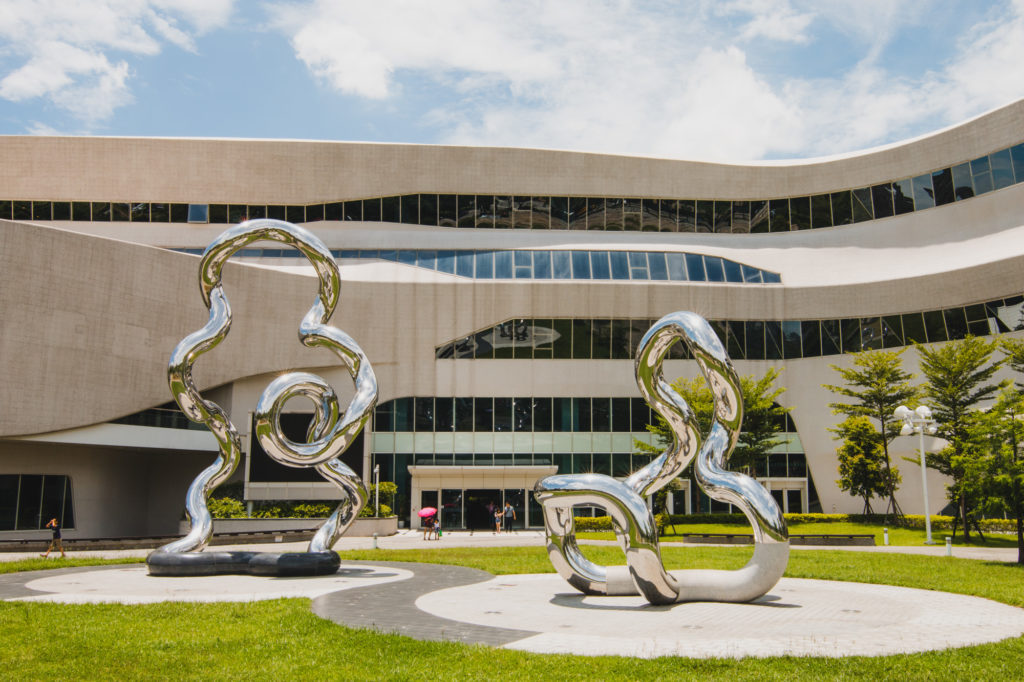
[918,336,1001,542]
[823,349,916,520]
[834,416,893,515]
[636,367,791,475]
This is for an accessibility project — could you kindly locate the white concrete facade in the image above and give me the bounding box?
[2,99,1023,536]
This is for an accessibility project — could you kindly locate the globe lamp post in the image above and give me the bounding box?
[894,405,939,544]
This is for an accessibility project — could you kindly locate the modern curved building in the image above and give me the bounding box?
[2,99,1023,538]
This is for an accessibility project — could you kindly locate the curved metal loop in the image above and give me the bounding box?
[534,311,788,604]
[155,219,376,556]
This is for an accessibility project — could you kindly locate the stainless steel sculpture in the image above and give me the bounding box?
[147,219,376,576]
[534,311,788,604]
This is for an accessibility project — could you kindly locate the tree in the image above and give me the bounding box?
[918,336,1002,542]
[834,416,893,515]
[823,349,916,521]
[636,367,791,476]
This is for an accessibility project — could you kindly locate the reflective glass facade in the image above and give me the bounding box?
[0,474,74,531]
[437,295,1024,360]
[9,140,1023,235]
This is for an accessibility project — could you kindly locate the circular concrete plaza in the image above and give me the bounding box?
[4,562,1024,659]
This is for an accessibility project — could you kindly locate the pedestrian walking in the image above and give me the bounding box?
[503,501,516,533]
[40,518,65,558]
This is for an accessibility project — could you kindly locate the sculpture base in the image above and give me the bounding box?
[146,550,340,577]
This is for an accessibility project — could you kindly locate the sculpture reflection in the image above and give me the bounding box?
[147,219,376,576]
[534,312,788,604]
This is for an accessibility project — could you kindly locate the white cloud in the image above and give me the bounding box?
[0,0,234,125]
[273,0,1024,159]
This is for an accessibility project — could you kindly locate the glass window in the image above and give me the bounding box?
[229,204,249,223]
[592,319,612,359]
[610,320,631,359]
[892,178,914,214]
[569,197,587,230]
[590,252,610,279]
[789,197,810,230]
[0,475,16,528]
[944,307,968,339]
[247,205,266,220]
[666,253,686,280]
[0,200,11,220]
[323,202,342,221]
[1011,143,1024,183]
[398,195,417,224]
[923,310,947,342]
[749,200,769,233]
[187,202,208,222]
[609,252,630,280]
[208,204,228,223]
[801,320,821,357]
[630,397,650,431]
[586,197,605,230]
[685,253,705,281]
[765,321,782,359]
[553,397,573,431]
[552,251,571,279]
[531,196,550,229]
[901,312,926,344]
[745,321,765,359]
[571,251,591,279]
[70,201,89,221]
[533,398,552,431]
[659,200,678,232]
[623,198,641,230]
[712,201,731,233]
[971,156,993,195]
[991,149,1014,190]
[439,194,457,226]
[266,205,285,220]
[952,163,974,200]
[851,188,873,222]
[51,201,70,220]
[416,250,436,270]
[494,195,512,229]
[768,199,790,231]
[648,253,668,280]
[572,398,591,431]
[741,264,761,283]
[420,194,438,226]
[513,397,532,431]
[514,251,533,279]
[931,168,955,206]
[475,251,494,279]
[677,200,695,232]
[695,200,713,232]
[455,251,474,277]
[435,398,454,431]
[810,194,832,228]
[730,201,750,233]
[12,201,31,220]
[882,315,904,348]
[286,205,304,222]
[550,197,569,229]
[436,250,456,274]
[552,320,573,359]
[572,320,591,358]
[604,198,623,231]
[828,191,851,226]
[628,252,648,279]
[474,398,493,431]
[129,203,149,222]
[414,397,434,431]
[821,319,840,355]
[591,398,611,431]
[380,196,399,222]
[641,199,660,231]
[726,320,745,359]
[704,256,725,282]
[150,203,169,222]
[91,202,111,221]
[870,184,894,218]
[841,318,861,353]
[31,201,51,220]
[494,250,513,278]
[533,251,552,279]
[454,397,474,431]
[860,317,882,350]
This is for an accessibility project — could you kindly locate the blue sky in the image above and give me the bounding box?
[1,1,1022,161]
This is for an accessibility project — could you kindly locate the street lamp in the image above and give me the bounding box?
[894,404,939,544]
[373,464,380,518]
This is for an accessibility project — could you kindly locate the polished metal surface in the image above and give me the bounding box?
[153,219,376,558]
[535,311,788,604]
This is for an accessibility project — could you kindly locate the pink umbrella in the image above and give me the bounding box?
[418,507,437,517]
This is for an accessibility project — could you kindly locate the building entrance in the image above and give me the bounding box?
[464,489,501,532]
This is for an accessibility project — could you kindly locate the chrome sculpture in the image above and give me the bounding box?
[147,219,376,576]
[534,311,788,604]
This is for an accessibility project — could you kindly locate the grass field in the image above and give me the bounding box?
[580,520,1020,548]
[1,546,1022,680]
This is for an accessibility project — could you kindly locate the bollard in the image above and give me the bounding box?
[883,527,889,546]
[372,532,378,550]
[945,536,952,556]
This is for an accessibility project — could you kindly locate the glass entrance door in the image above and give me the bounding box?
[465,489,501,532]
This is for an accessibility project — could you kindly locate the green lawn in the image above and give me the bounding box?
[581,520,1020,547]
[1,547,1022,680]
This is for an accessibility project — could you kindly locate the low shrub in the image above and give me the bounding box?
[208,497,246,519]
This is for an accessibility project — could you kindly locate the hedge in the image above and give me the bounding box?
[571,512,1019,533]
